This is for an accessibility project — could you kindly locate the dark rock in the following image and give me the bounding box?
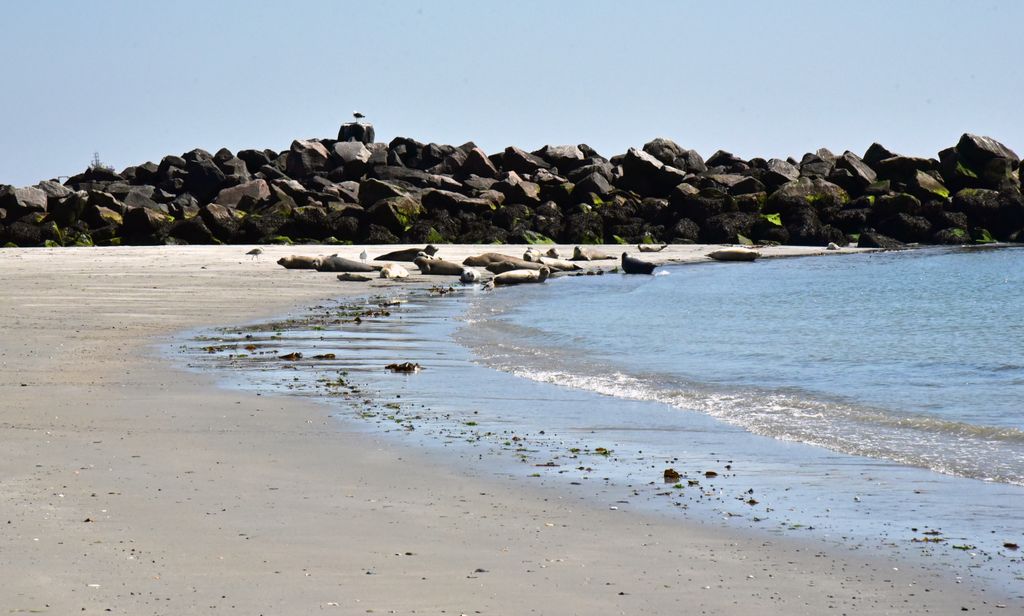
[236,149,273,175]
[701,212,758,244]
[48,192,90,226]
[832,208,870,234]
[288,205,331,240]
[784,207,845,246]
[878,213,933,243]
[862,143,896,167]
[421,189,495,214]
[875,156,936,182]
[168,216,217,244]
[338,122,375,144]
[0,186,48,218]
[122,206,173,240]
[957,133,1019,168]
[669,217,701,243]
[535,145,585,173]
[493,203,532,231]
[573,172,613,198]
[931,227,971,244]
[199,203,242,241]
[493,172,542,204]
[799,153,834,178]
[834,151,877,189]
[35,180,73,203]
[762,159,801,188]
[750,215,790,243]
[766,178,849,215]
[871,192,922,221]
[286,139,330,179]
[562,209,604,244]
[214,179,270,208]
[366,195,422,234]
[705,150,745,169]
[908,170,950,201]
[951,188,1000,229]
[358,179,408,206]
[501,146,550,175]
[857,229,903,249]
[619,147,687,196]
[458,147,499,179]
[183,157,227,203]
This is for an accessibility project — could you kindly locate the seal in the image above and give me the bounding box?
[523,248,543,262]
[545,247,561,259]
[707,248,760,262]
[277,255,321,270]
[414,257,464,276]
[374,245,439,262]
[462,252,534,268]
[638,244,668,253]
[316,255,381,272]
[538,256,582,271]
[486,260,544,274]
[492,266,551,286]
[336,273,373,282]
[459,267,483,283]
[621,252,656,275]
[572,246,616,261]
[379,263,410,279]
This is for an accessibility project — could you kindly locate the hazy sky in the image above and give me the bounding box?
[2,0,1021,186]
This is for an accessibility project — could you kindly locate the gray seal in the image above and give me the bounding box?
[277,255,321,270]
[707,248,760,262]
[414,257,465,275]
[621,252,656,275]
[374,245,439,262]
[492,266,551,286]
[572,246,616,261]
[316,255,381,272]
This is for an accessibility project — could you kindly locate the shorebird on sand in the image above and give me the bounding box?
[353,111,365,120]
[359,249,368,263]
[246,248,264,261]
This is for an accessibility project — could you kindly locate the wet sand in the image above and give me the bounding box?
[0,244,1012,614]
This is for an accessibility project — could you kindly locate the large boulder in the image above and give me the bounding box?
[784,207,845,246]
[762,158,801,188]
[199,203,243,241]
[562,209,604,244]
[0,185,48,218]
[617,147,687,196]
[183,157,227,203]
[214,179,270,208]
[642,138,706,173]
[338,122,375,144]
[766,178,849,216]
[122,206,173,241]
[366,195,422,234]
[285,139,330,178]
[669,217,701,243]
[168,216,218,244]
[834,151,877,190]
[492,172,541,204]
[358,178,408,206]
[421,189,495,214]
[457,147,499,179]
[877,213,933,243]
[857,229,903,249]
[939,133,1019,190]
[701,212,758,244]
[535,145,586,173]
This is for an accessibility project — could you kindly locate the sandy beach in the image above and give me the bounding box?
[0,244,1013,615]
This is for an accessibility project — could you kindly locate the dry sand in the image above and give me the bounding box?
[0,244,1012,614]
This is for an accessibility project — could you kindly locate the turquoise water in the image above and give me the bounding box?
[458,246,1024,485]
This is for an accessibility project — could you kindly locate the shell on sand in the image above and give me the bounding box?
[707,248,760,262]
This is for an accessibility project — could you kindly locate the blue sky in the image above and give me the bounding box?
[2,0,1021,186]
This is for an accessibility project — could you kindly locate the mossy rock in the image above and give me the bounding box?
[43,239,61,248]
[266,235,294,245]
[3,242,18,248]
[761,212,782,226]
[520,230,554,245]
[970,227,997,244]
[737,234,754,246]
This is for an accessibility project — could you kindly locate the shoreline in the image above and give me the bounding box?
[1,244,1017,614]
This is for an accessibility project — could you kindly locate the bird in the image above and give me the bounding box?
[352,111,365,120]
[359,249,368,263]
[246,248,263,261]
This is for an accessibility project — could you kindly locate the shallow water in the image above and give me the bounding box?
[182,247,1024,595]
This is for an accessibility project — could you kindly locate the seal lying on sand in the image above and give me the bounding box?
[572,246,616,261]
[374,245,439,262]
[545,247,561,259]
[463,252,532,268]
[316,255,381,272]
[638,244,668,253]
[523,248,543,262]
[379,263,410,279]
[538,256,581,271]
[336,273,374,282]
[414,257,464,276]
[486,260,544,274]
[459,268,483,283]
[707,247,760,262]
[277,255,321,270]
[621,252,656,275]
[491,266,551,286]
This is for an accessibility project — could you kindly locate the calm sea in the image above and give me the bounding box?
[458,246,1024,485]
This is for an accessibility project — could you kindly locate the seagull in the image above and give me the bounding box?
[353,111,365,120]
[246,247,263,261]
[359,249,368,263]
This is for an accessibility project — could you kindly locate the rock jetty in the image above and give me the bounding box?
[1,125,1021,248]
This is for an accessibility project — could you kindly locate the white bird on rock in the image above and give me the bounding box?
[359,249,368,263]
